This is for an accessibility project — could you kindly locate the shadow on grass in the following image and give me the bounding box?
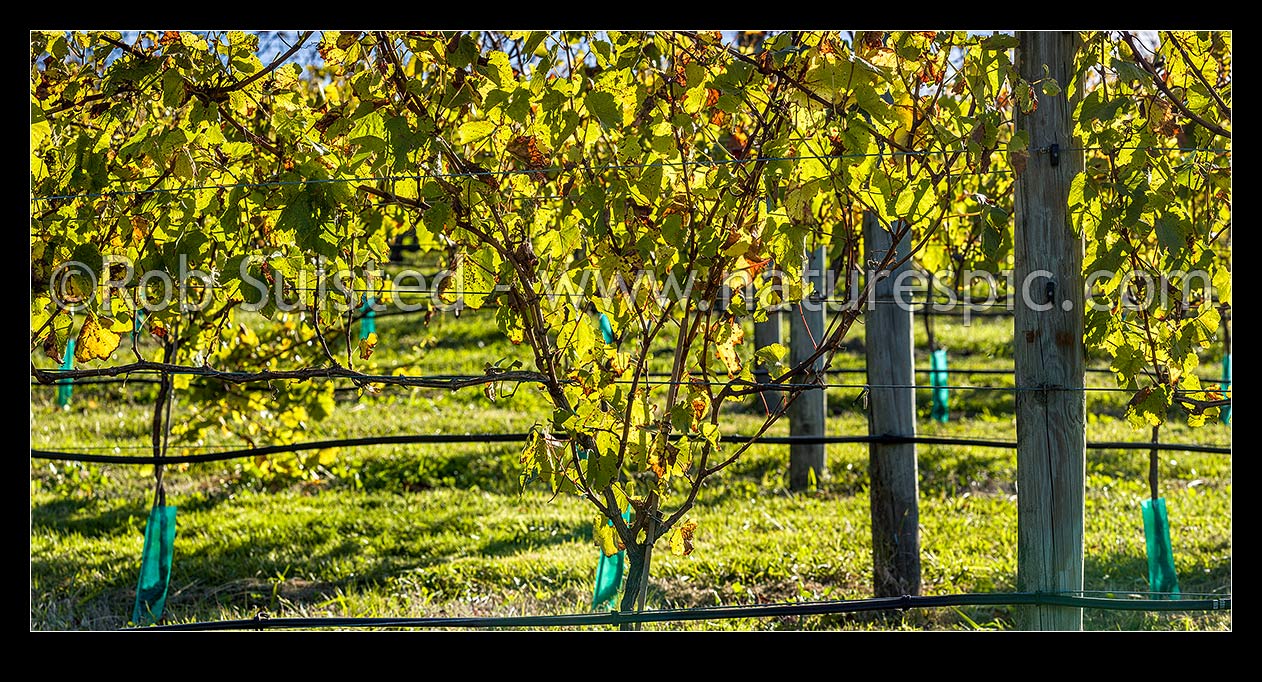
[1081,547,1232,630]
[773,545,1230,631]
[32,493,593,628]
[477,523,590,558]
[31,496,150,539]
[1084,543,1232,596]
[349,448,522,496]
[32,504,1229,630]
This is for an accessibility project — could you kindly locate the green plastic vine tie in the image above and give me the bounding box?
[1222,353,1231,424]
[599,313,615,345]
[132,309,145,346]
[1142,498,1180,597]
[590,312,626,611]
[593,506,632,611]
[360,296,377,340]
[1143,426,1179,598]
[930,348,949,423]
[56,339,75,408]
[132,504,178,625]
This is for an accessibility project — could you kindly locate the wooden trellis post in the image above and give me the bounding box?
[863,214,921,596]
[1013,31,1086,630]
[789,246,828,491]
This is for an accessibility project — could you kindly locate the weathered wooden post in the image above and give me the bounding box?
[789,245,828,491]
[863,214,921,596]
[1013,31,1086,630]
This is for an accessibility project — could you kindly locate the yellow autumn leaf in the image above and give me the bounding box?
[713,317,744,376]
[74,314,122,363]
[890,91,916,149]
[669,520,697,557]
[317,448,339,466]
[358,332,378,359]
[594,519,621,557]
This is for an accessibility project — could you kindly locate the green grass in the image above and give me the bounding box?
[30,309,1232,630]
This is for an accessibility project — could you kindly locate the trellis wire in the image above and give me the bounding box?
[29,431,1230,465]
[135,590,1230,631]
[32,366,1227,384]
[32,364,1221,398]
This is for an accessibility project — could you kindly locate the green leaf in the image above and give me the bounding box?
[522,31,547,58]
[422,201,452,237]
[482,51,514,87]
[985,206,1008,230]
[698,422,720,448]
[448,35,479,69]
[1154,216,1189,251]
[42,312,73,362]
[754,342,788,366]
[683,85,708,113]
[981,34,1019,50]
[496,302,525,345]
[1110,57,1151,83]
[519,430,545,490]
[505,89,532,123]
[588,448,620,492]
[161,69,185,109]
[716,93,742,113]
[31,102,51,148]
[1112,342,1147,382]
[585,90,622,129]
[1008,129,1030,156]
[70,242,103,279]
[894,178,934,221]
[277,190,331,257]
[173,152,195,180]
[385,116,425,169]
[669,401,693,433]
[455,120,496,145]
[1068,172,1089,208]
[1212,265,1231,306]
[661,214,684,245]
[1127,385,1171,428]
[1079,90,1126,123]
[48,33,68,59]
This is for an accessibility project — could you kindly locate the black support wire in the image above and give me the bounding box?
[609,379,1142,393]
[29,432,1230,466]
[35,364,1221,398]
[29,377,162,387]
[133,591,1231,631]
[32,365,1228,388]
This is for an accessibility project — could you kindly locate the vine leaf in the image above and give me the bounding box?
[358,332,378,359]
[42,313,73,362]
[594,517,623,557]
[668,520,697,556]
[74,314,122,363]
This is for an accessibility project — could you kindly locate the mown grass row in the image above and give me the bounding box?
[30,308,1231,630]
